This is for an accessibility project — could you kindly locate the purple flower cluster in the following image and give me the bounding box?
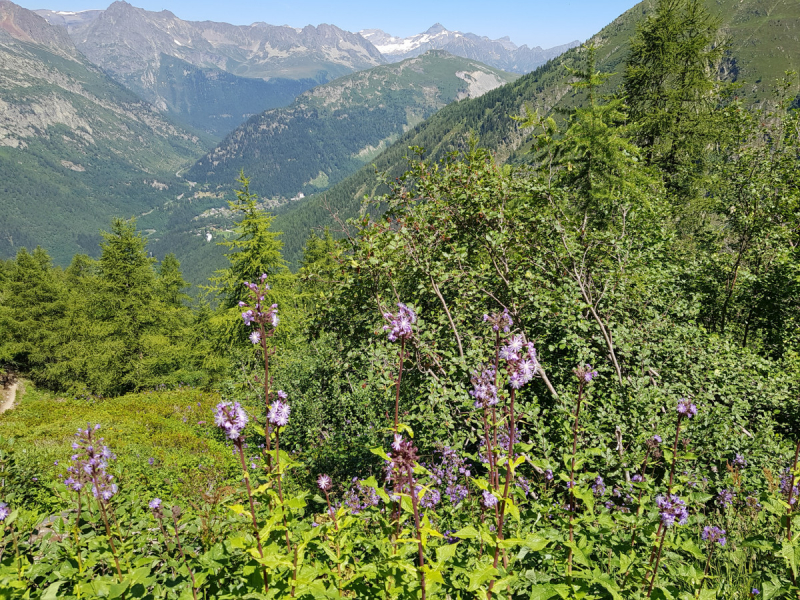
[240,275,279,332]
[482,489,498,509]
[733,453,747,468]
[342,478,381,514]
[268,396,291,427]
[149,498,164,519]
[382,302,416,342]
[500,335,539,389]
[419,487,441,509]
[65,425,118,501]
[592,476,606,497]
[483,309,513,333]
[701,525,727,546]
[780,468,799,505]
[677,398,698,419]
[717,488,736,508]
[470,366,498,407]
[575,364,598,383]
[0,503,9,521]
[425,445,470,506]
[214,402,248,440]
[656,494,689,528]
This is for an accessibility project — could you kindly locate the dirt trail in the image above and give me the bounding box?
[0,381,18,414]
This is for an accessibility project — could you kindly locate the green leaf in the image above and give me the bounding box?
[41,582,63,600]
[452,526,479,539]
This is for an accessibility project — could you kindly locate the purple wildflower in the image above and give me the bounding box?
[575,364,598,383]
[652,434,662,444]
[482,490,498,509]
[149,498,162,510]
[632,474,643,483]
[733,453,747,467]
[483,309,513,333]
[544,469,554,481]
[780,468,799,505]
[701,525,727,546]
[0,503,9,521]
[717,488,736,508]
[241,310,254,326]
[419,488,441,509]
[382,302,416,342]
[268,400,290,427]
[592,476,606,497]
[214,401,248,439]
[656,494,689,528]
[677,398,697,419]
[470,367,498,407]
[317,474,332,491]
[148,457,155,466]
[751,590,759,596]
[249,330,261,345]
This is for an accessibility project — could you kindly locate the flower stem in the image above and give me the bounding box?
[407,466,426,600]
[91,476,123,582]
[235,438,269,596]
[646,527,667,597]
[394,338,405,433]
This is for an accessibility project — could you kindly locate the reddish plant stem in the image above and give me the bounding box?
[646,527,667,597]
[489,388,517,598]
[696,544,714,599]
[394,338,405,433]
[629,449,652,548]
[235,438,269,596]
[260,324,272,462]
[91,475,123,582]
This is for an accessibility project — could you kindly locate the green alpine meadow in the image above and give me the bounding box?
[0,0,799,598]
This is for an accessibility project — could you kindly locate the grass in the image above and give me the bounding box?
[0,383,240,509]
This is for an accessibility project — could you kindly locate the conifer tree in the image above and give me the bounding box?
[213,172,286,310]
[624,0,723,192]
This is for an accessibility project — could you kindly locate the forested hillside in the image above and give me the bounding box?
[0,0,799,598]
[272,0,800,265]
[187,51,518,199]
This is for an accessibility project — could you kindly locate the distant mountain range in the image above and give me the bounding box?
[360,24,580,74]
[35,4,576,137]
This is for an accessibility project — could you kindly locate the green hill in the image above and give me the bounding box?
[269,0,800,266]
[186,50,519,201]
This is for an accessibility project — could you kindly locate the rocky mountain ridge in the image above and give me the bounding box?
[359,23,580,74]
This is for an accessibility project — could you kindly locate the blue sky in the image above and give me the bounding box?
[20,0,642,48]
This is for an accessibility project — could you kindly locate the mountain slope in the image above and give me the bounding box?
[38,2,386,136]
[360,23,580,74]
[187,50,519,201]
[0,0,212,263]
[271,0,800,266]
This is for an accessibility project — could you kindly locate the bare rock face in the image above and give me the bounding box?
[0,0,79,59]
[39,1,385,89]
[360,23,580,74]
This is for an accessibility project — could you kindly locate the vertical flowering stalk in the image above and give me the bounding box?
[268,393,292,552]
[317,474,343,595]
[647,494,688,597]
[649,399,696,568]
[70,425,123,581]
[149,499,176,578]
[240,275,279,458]
[567,364,598,575]
[492,337,538,569]
[383,302,416,433]
[214,402,269,595]
[697,526,726,598]
[391,436,426,600]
